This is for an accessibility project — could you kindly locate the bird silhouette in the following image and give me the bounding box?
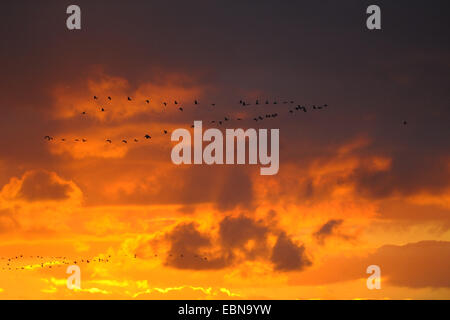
[106,139,112,143]
[146,99,150,104]
[44,136,53,141]
[134,139,139,142]
[127,97,132,101]
[179,107,183,111]
[108,96,112,100]
[163,130,168,134]
[144,134,151,139]
[194,100,198,105]
[122,140,127,144]
[101,108,105,112]
[93,96,98,100]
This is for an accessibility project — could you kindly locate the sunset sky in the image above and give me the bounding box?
[0,0,449,299]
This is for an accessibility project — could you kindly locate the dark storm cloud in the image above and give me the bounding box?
[313,219,345,244]
[219,215,268,248]
[218,215,269,260]
[164,222,232,270]
[163,215,311,272]
[351,154,450,199]
[18,170,73,202]
[271,232,312,272]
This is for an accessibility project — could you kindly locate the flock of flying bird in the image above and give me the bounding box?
[0,252,209,272]
[24,96,411,272]
[35,95,331,272]
[43,95,331,144]
[0,254,114,271]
